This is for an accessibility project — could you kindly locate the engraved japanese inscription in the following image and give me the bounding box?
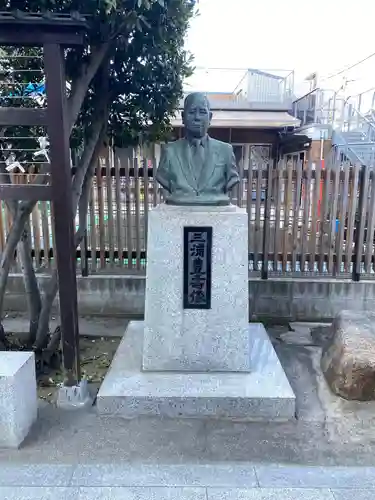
[183,226,212,309]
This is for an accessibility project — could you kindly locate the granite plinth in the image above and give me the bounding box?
[97,321,296,420]
[143,204,250,372]
[0,352,37,448]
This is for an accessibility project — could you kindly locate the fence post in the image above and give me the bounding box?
[261,159,274,279]
[352,164,367,281]
[81,230,89,277]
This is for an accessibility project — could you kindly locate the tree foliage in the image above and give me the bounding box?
[1,0,195,146]
[0,0,195,365]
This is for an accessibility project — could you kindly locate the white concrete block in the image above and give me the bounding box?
[143,204,250,372]
[0,351,37,448]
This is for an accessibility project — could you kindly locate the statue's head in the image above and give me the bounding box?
[182,92,212,138]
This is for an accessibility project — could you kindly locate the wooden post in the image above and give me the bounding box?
[44,42,80,386]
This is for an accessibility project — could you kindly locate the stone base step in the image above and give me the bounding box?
[96,322,296,421]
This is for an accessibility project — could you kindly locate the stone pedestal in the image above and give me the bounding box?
[143,204,249,372]
[97,204,295,420]
[0,352,37,448]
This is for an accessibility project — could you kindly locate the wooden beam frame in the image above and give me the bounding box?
[44,42,81,386]
[0,11,88,387]
[0,108,47,127]
[0,12,87,46]
[0,184,52,200]
[0,30,83,46]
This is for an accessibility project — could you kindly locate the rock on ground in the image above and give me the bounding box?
[321,310,375,401]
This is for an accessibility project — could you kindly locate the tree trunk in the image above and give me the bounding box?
[0,202,36,318]
[0,323,8,349]
[18,225,42,345]
[3,198,42,345]
[34,185,94,350]
[34,267,58,350]
[34,128,105,350]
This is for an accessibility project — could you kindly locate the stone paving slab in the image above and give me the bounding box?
[208,489,335,499]
[79,487,206,499]
[0,487,76,500]
[1,403,374,466]
[3,486,375,500]
[0,465,375,499]
[70,464,258,487]
[330,490,373,500]
[0,464,74,486]
[255,465,375,489]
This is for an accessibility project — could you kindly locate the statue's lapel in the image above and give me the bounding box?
[177,139,198,189]
[197,137,217,190]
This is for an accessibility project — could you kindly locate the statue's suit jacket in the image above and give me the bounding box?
[156,136,240,205]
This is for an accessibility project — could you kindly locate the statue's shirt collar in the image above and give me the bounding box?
[186,135,209,149]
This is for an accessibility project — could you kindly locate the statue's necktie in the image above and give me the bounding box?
[192,141,205,181]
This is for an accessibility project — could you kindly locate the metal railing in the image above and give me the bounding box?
[292,88,375,169]
[293,87,375,133]
[233,68,294,105]
[346,87,375,117]
[183,67,295,108]
[292,88,347,128]
[340,101,375,139]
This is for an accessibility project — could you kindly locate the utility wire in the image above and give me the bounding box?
[321,52,375,82]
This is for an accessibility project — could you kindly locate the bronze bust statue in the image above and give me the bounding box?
[156,92,240,206]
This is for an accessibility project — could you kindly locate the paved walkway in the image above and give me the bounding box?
[0,463,374,499]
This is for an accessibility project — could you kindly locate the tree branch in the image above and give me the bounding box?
[0,159,45,327]
[67,43,111,133]
[2,193,42,344]
[71,117,104,215]
[0,202,34,317]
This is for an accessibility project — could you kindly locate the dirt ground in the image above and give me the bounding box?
[37,335,121,403]
[2,312,125,403]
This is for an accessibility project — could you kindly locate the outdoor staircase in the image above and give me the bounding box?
[330,97,375,167]
[332,129,375,166]
[292,88,375,168]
